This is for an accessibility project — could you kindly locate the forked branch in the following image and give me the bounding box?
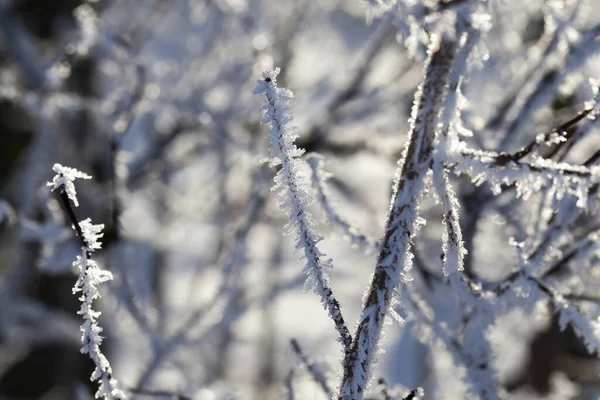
[338,35,457,399]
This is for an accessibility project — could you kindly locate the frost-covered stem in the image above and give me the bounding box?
[48,164,125,400]
[436,139,500,397]
[58,189,92,254]
[339,36,456,399]
[453,144,600,183]
[513,107,593,162]
[434,26,475,299]
[255,69,352,355]
[74,252,124,400]
[290,339,332,398]
[439,22,481,136]
[437,133,501,397]
[307,154,378,253]
[432,167,469,297]
[487,101,597,167]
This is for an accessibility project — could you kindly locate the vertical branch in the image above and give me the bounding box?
[433,26,479,300]
[48,164,126,400]
[433,169,469,296]
[339,36,457,399]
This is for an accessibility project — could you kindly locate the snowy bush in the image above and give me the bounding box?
[1,0,600,399]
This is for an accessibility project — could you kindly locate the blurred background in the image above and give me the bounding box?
[1,0,600,399]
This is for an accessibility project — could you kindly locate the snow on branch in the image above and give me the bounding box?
[254,69,353,355]
[339,36,457,399]
[431,165,470,300]
[48,165,125,400]
[435,139,502,398]
[73,250,124,400]
[432,22,485,303]
[448,140,600,206]
[501,106,596,164]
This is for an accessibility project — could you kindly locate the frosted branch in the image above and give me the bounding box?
[49,165,125,400]
[339,36,457,399]
[449,141,600,206]
[254,68,353,355]
[432,165,470,300]
[73,250,125,400]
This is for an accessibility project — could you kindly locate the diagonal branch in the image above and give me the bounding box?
[255,69,353,356]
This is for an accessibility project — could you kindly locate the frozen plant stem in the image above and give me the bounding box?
[48,164,125,400]
[339,36,456,399]
[254,70,353,357]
